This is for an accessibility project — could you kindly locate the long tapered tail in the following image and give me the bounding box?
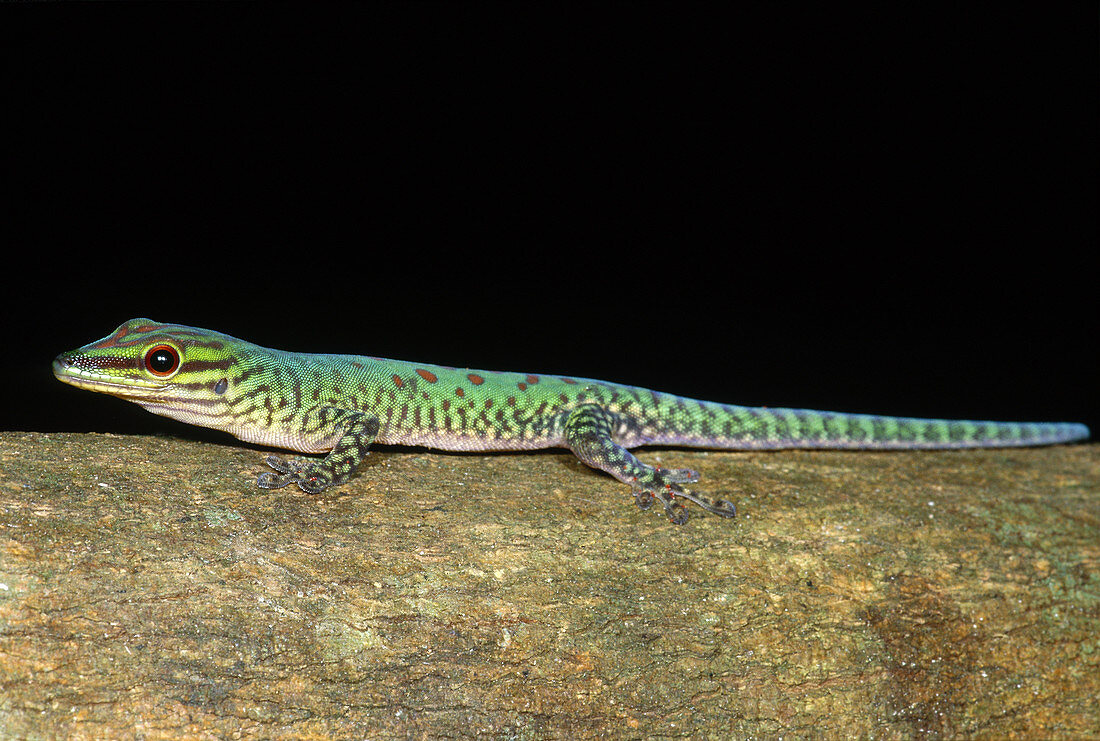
[643,398,1090,450]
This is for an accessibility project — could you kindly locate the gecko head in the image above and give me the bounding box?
[53,318,242,406]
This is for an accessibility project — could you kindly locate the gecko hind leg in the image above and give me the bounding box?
[563,404,736,524]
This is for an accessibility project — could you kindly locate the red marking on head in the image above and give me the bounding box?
[517,382,527,392]
[90,325,131,349]
[351,361,363,369]
[467,373,484,385]
[561,377,577,385]
[392,375,404,388]
[526,374,539,385]
[455,387,465,398]
[416,369,438,383]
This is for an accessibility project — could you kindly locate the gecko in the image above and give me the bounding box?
[53,319,1090,524]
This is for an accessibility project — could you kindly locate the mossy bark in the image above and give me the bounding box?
[1,431,1097,738]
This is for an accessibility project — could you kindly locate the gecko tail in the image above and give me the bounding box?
[642,401,1090,450]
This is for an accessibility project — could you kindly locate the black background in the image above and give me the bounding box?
[3,4,1095,444]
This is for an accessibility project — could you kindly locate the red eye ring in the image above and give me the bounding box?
[144,344,180,377]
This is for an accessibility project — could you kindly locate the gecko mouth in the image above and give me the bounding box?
[52,357,169,400]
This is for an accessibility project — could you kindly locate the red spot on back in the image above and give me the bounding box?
[517,382,527,391]
[561,377,577,385]
[416,369,438,383]
[455,387,465,398]
[392,375,404,388]
[526,374,540,384]
[467,373,484,385]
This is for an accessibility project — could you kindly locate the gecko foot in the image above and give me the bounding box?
[257,455,336,494]
[255,409,377,495]
[632,467,737,524]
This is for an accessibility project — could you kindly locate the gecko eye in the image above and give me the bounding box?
[144,345,180,377]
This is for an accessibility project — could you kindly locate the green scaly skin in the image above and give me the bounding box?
[53,319,1090,524]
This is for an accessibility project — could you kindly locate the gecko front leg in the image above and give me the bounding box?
[562,404,736,523]
[257,408,380,494]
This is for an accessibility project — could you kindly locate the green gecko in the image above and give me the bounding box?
[53,319,1089,524]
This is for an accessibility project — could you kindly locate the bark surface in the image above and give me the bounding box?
[1,432,1097,739]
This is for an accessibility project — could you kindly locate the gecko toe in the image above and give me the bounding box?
[257,456,304,489]
[257,471,294,489]
[263,455,298,475]
[676,488,737,518]
[664,467,700,484]
[666,505,690,525]
[650,489,690,524]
